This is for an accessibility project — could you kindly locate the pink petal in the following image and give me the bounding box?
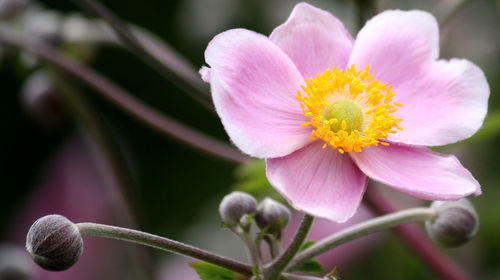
[350,143,481,200]
[205,28,311,158]
[349,10,489,146]
[270,2,353,78]
[266,142,368,222]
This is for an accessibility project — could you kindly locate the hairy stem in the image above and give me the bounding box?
[71,0,213,109]
[77,222,253,276]
[265,214,314,280]
[286,207,436,271]
[241,231,261,267]
[365,188,472,280]
[0,27,247,164]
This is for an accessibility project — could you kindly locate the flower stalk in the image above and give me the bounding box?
[265,214,314,280]
[76,222,254,276]
[286,207,436,272]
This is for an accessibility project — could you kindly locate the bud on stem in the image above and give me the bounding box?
[425,198,479,247]
[26,215,83,271]
[219,191,257,227]
[255,198,291,235]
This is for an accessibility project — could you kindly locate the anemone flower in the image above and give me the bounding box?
[200,3,489,222]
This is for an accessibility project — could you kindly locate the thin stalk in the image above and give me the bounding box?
[0,27,247,164]
[241,231,261,267]
[282,273,323,280]
[77,222,253,276]
[353,0,375,31]
[265,215,314,280]
[71,0,213,109]
[439,0,473,27]
[286,207,436,272]
[364,188,472,280]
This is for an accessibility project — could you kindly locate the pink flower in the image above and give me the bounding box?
[200,3,489,222]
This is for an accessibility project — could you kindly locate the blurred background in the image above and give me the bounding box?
[1,0,499,279]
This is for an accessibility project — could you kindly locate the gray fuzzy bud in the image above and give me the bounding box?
[425,199,479,248]
[255,198,291,233]
[26,215,83,271]
[219,192,258,226]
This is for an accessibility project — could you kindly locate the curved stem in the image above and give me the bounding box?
[77,222,253,276]
[265,214,314,280]
[71,0,213,110]
[0,27,247,164]
[364,188,472,280]
[286,207,436,272]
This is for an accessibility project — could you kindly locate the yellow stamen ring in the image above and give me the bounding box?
[296,64,403,154]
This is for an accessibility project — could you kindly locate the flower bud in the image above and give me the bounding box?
[425,198,479,248]
[25,215,83,271]
[21,71,64,126]
[255,198,291,234]
[219,192,258,227]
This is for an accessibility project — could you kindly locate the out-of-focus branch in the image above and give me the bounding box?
[0,27,247,164]
[71,0,213,110]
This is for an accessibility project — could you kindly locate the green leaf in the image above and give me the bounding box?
[292,259,326,274]
[326,267,341,280]
[291,241,326,274]
[190,262,247,280]
[299,240,316,252]
[232,159,284,202]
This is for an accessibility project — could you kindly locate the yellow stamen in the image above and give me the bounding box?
[296,64,404,153]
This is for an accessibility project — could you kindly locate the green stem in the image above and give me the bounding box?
[77,222,253,276]
[241,231,261,267]
[71,0,213,110]
[286,207,436,271]
[265,214,314,280]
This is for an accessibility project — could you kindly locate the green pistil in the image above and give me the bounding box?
[323,100,363,132]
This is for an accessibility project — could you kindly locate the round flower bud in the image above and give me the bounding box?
[255,198,291,234]
[219,192,258,227]
[425,198,479,248]
[25,215,83,271]
[21,71,64,126]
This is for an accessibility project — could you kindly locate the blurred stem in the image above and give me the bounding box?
[0,27,247,164]
[354,0,375,31]
[77,222,253,276]
[439,0,473,27]
[282,274,322,280]
[240,231,261,267]
[265,214,314,280]
[286,206,436,272]
[48,69,154,279]
[71,0,213,110]
[266,236,282,260]
[364,188,472,280]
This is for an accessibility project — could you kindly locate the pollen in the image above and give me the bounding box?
[296,64,403,153]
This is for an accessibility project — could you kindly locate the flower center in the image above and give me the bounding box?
[322,100,363,133]
[297,65,403,154]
